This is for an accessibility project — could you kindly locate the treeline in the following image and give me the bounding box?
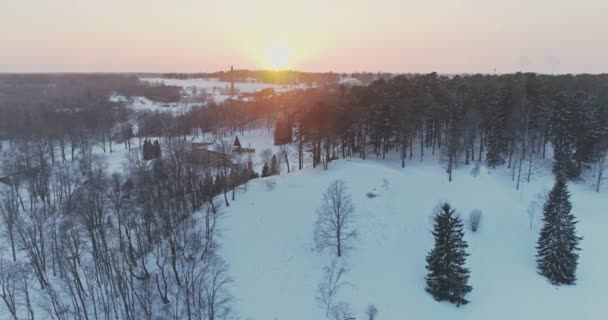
[0,74,179,140]
[162,70,385,86]
[272,73,608,188]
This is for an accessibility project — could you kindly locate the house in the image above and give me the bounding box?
[232,136,255,154]
[191,139,253,172]
[191,143,232,167]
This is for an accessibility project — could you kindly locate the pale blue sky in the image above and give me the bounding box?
[0,0,606,73]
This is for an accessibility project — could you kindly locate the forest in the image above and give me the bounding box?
[0,72,607,320]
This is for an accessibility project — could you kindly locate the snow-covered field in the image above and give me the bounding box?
[111,77,311,114]
[2,127,605,320]
[142,77,309,103]
[217,151,606,319]
[109,95,202,115]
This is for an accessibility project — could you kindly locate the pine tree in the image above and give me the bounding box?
[536,176,582,285]
[261,162,270,177]
[425,203,472,306]
[270,154,279,175]
[485,87,509,168]
[549,93,579,179]
[274,117,293,145]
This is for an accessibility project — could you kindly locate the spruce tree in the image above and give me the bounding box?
[425,203,472,306]
[261,162,270,177]
[549,94,579,179]
[536,176,582,285]
[485,87,509,168]
[270,154,279,175]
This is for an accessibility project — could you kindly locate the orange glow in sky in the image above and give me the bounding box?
[0,0,607,73]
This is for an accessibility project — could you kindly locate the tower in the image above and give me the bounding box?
[230,65,235,97]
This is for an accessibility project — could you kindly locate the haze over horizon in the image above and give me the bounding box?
[1,0,607,74]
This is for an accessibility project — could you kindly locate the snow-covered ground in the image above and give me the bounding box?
[112,77,311,114]
[141,77,310,104]
[109,95,202,115]
[217,153,607,320]
[3,127,605,320]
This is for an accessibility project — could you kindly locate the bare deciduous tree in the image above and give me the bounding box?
[259,148,273,168]
[330,301,354,320]
[527,188,549,229]
[366,304,379,320]
[0,260,19,320]
[468,209,482,232]
[596,153,606,193]
[316,259,349,318]
[314,180,357,257]
[279,144,291,173]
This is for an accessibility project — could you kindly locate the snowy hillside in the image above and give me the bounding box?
[219,157,607,320]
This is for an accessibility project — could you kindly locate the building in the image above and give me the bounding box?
[191,137,254,171]
[191,142,231,167]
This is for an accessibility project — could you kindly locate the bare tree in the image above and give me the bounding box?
[366,304,379,320]
[259,148,273,168]
[314,180,357,257]
[0,179,22,262]
[527,188,549,229]
[596,153,606,193]
[214,139,234,207]
[0,260,19,320]
[203,255,233,320]
[468,209,482,232]
[316,259,349,318]
[279,144,291,173]
[330,301,354,320]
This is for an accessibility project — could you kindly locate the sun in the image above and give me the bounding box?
[264,41,290,70]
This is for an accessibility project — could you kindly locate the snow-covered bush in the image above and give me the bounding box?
[264,179,276,191]
[382,178,390,191]
[469,209,482,232]
[366,304,379,320]
[366,191,379,198]
[470,161,481,177]
[330,302,354,320]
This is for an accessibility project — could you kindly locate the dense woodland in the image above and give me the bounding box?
[0,72,606,319]
[161,70,386,86]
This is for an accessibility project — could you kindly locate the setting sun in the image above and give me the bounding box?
[264,41,290,70]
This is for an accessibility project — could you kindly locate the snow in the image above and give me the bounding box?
[338,76,363,86]
[112,77,311,114]
[109,94,202,115]
[218,154,607,320]
[141,77,310,103]
[85,130,607,320]
[2,126,605,320]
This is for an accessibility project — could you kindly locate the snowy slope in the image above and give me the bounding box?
[219,158,607,320]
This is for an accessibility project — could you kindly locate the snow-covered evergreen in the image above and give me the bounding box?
[536,175,582,285]
[425,203,472,306]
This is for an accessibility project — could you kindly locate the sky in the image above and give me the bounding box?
[0,0,607,74]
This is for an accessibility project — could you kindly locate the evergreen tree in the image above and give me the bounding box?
[270,155,279,175]
[443,102,464,182]
[425,203,472,306]
[549,93,579,179]
[536,176,582,285]
[485,87,509,168]
[261,162,270,177]
[274,117,293,145]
